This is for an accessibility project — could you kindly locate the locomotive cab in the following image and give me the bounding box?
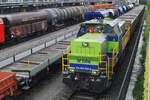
[77,19,112,37]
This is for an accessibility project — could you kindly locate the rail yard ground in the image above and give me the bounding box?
[13,5,145,100]
[16,74,68,100]
[0,3,148,100]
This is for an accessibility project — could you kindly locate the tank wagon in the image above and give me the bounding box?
[84,3,134,21]
[0,6,94,45]
[62,5,145,93]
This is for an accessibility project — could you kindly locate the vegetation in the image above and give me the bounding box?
[143,46,148,100]
[133,2,149,100]
[133,70,144,100]
[143,3,149,100]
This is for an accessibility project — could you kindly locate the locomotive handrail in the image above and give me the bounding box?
[108,57,110,80]
[100,54,110,80]
[62,55,66,73]
[112,48,119,74]
[121,27,131,50]
[62,48,71,73]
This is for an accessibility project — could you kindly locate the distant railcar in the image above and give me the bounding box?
[94,4,113,9]
[83,4,134,21]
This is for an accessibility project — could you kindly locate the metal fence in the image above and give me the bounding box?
[0,0,92,5]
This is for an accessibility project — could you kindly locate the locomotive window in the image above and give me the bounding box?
[103,25,113,34]
[78,24,105,37]
[114,25,122,35]
[86,24,104,33]
[96,25,103,33]
[77,25,87,37]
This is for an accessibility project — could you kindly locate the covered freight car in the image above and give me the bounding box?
[0,11,48,42]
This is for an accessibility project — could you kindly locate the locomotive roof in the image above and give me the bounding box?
[82,18,124,27]
[108,19,125,27]
[82,18,112,25]
[82,19,103,24]
[74,33,106,43]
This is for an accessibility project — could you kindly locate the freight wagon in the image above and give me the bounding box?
[0,72,17,99]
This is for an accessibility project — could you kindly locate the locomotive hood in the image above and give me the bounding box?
[70,33,107,66]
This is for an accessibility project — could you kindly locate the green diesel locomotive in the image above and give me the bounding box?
[62,5,145,93]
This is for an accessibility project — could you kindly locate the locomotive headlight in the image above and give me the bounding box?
[92,71,96,74]
[70,69,75,72]
[82,42,89,47]
[92,71,98,75]
[69,68,75,73]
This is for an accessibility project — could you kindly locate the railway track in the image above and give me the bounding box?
[106,9,144,100]
[68,91,99,100]
[116,11,145,100]
[66,7,145,100]
[98,8,144,100]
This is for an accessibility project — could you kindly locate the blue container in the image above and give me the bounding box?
[123,5,127,12]
[118,7,124,15]
[84,11,104,21]
[106,34,119,41]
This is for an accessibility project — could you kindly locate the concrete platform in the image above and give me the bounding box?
[1,36,74,89]
[0,24,79,68]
